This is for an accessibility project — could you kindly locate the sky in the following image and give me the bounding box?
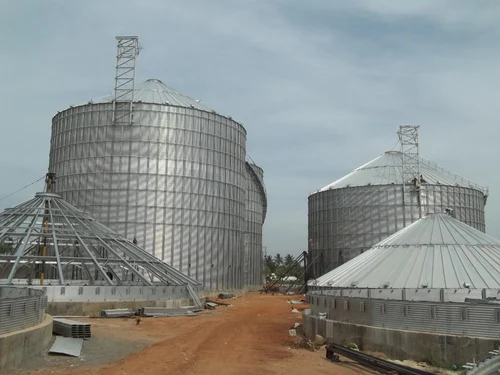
[1,1,499,257]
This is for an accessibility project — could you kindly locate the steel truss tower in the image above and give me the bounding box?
[113,36,141,126]
[398,125,422,224]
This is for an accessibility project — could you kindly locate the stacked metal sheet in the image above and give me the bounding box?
[138,307,195,317]
[100,308,135,318]
[53,318,91,338]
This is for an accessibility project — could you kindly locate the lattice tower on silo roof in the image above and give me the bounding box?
[113,36,141,126]
[398,125,422,223]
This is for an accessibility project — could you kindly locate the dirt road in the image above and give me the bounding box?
[15,293,376,375]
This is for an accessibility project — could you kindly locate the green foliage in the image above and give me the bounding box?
[0,243,13,254]
[263,253,304,282]
[274,253,283,267]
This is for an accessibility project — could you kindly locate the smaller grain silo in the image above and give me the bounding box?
[244,160,267,289]
[308,126,488,279]
[306,213,500,364]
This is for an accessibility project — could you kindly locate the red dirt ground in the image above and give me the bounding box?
[18,293,378,375]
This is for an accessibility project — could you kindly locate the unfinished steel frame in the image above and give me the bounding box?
[0,175,199,288]
[112,36,140,126]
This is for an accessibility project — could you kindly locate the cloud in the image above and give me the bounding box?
[0,0,499,257]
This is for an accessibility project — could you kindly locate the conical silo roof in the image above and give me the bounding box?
[99,79,215,112]
[312,213,500,289]
[317,151,487,194]
[0,192,199,287]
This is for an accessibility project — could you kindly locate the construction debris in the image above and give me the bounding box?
[205,302,218,310]
[315,334,326,346]
[186,285,204,309]
[289,329,297,337]
[180,306,204,312]
[138,307,196,317]
[326,344,435,375]
[218,292,235,299]
[53,318,91,339]
[206,299,231,306]
[100,308,135,318]
[49,337,84,357]
[288,299,305,305]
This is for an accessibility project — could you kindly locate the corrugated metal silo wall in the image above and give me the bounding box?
[244,163,265,288]
[308,184,486,279]
[49,102,247,291]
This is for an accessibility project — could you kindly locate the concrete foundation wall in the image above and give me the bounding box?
[304,313,500,367]
[0,314,53,372]
[202,289,246,300]
[244,285,262,292]
[46,289,248,316]
[47,298,195,317]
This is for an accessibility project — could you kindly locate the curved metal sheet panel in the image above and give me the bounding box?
[0,287,47,335]
[308,184,486,279]
[49,102,247,290]
[244,163,265,288]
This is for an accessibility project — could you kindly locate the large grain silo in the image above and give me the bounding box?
[244,160,267,289]
[48,77,248,291]
[308,126,488,279]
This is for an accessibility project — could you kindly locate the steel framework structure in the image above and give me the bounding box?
[398,125,422,222]
[113,36,140,126]
[0,188,199,287]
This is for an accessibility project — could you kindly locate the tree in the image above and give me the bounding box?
[284,254,294,267]
[274,253,283,267]
[264,255,276,274]
[0,242,13,254]
[263,253,307,284]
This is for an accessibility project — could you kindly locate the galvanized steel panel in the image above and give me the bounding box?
[312,214,500,290]
[309,184,486,279]
[312,295,500,339]
[49,100,248,291]
[0,287,47,335]
[244,163,266,288]
[49,337,84,357]
[317,151,488,194]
